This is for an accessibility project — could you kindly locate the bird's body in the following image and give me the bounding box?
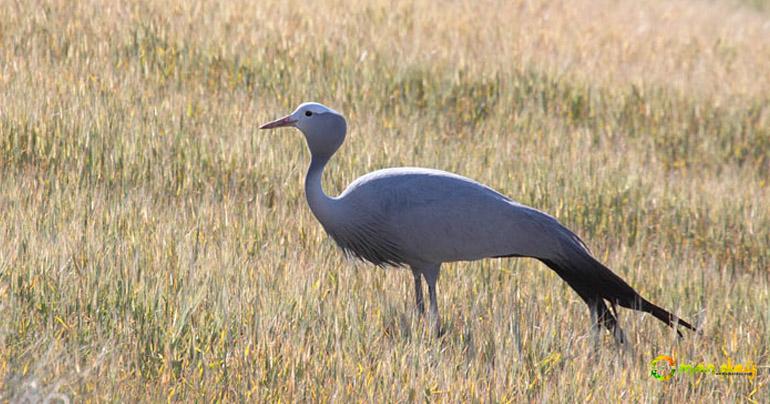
[261,102,695,343]
[319,167,575,266]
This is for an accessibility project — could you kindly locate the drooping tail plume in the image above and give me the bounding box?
[538,235,695,338]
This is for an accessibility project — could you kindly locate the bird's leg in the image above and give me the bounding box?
[609,301,626,346]
[422,264,442,336]
[589,302,601,350]
[612,324,627,346]
[411,268,425,315]
[591,299,627,347]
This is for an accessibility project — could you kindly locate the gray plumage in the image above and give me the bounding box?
[260,102,695,343]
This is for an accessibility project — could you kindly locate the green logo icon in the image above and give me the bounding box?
[650,355,676,381]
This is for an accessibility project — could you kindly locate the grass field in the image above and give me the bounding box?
[1,0,769,401]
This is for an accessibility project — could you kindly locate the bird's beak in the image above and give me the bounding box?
[259,115,297,129]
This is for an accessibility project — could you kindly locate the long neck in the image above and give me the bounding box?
[305,154,336,225]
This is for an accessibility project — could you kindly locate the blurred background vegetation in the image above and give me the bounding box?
[1,0,768,401]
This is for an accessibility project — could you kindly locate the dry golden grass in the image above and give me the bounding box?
[1,0,769,401]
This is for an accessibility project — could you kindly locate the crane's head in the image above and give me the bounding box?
[260,102,347,159]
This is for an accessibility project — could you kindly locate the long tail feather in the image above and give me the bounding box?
[637,298,696,335]
[538,241,696,336]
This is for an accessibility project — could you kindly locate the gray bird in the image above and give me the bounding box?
[260,102,695,343]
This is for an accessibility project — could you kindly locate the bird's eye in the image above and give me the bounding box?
[305,111,313,117]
